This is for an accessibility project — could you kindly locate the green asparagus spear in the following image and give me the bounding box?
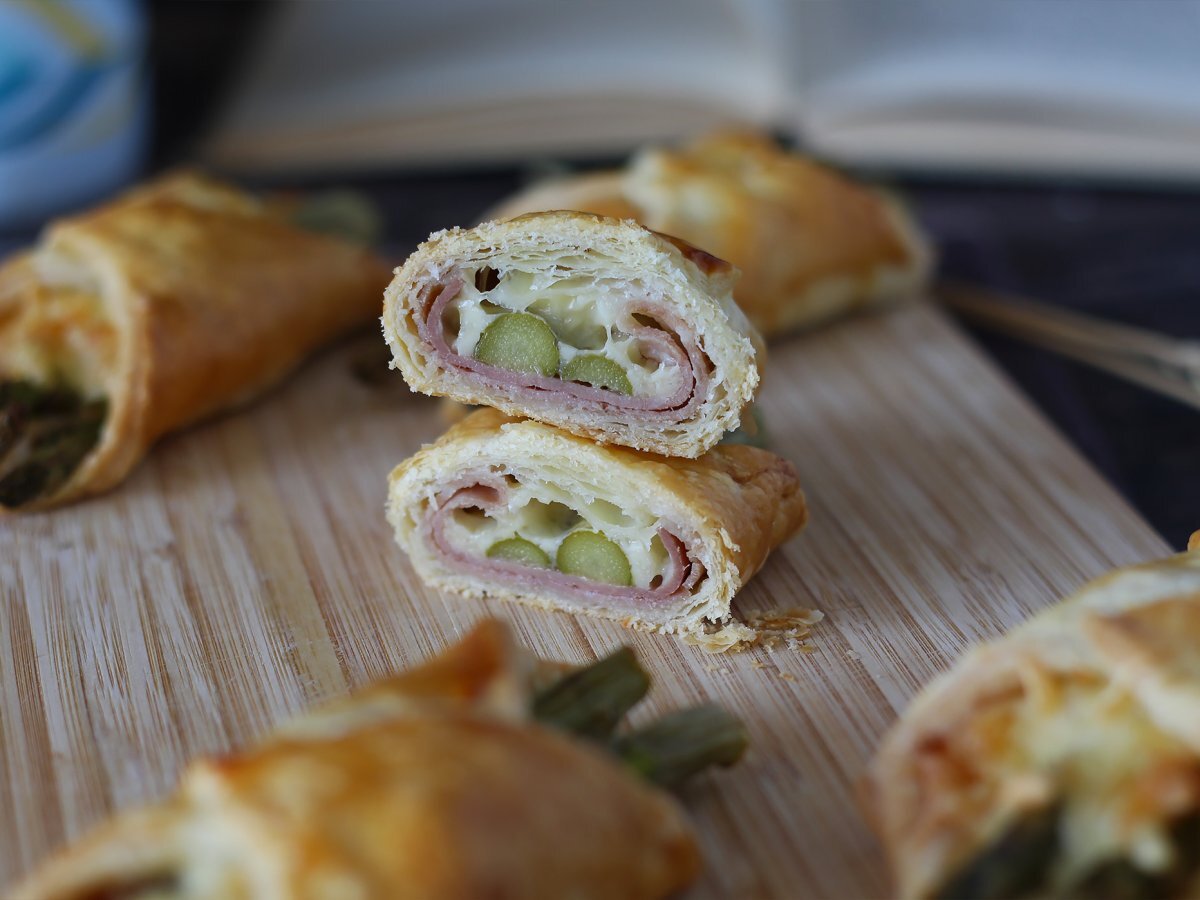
[612,704,749,790]
[934,805,1060,900]
[1068,859,1163,900]
[0,382,107,506]
[560,354,633,395]
[0,461,52,506]
[487,536,552,568]
[289,190,383,246]
[533,647,650,740]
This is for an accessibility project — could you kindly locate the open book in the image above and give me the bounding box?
[204,0,1200,182]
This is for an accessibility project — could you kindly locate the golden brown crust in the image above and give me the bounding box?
[1190,529,1199,553]
[185,716,699,900]
[488,130,933,338]
[387,409,808,648]
[0,171,391,510]
[864,550,1200,899]
[11,621,700,900]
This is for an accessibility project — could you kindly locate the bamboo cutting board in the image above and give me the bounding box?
[0,300,1170,898]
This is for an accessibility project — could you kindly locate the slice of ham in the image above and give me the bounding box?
[416,273,711,418]
[428,479,703,608]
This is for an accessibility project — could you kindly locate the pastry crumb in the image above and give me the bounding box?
[726,607,824,652]
[778,671,797,681]
[846,649,862,661]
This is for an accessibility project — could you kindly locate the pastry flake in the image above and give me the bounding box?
[387,408,808,650]
[11,619,744,899]
[0,172,391,511]
[864,548,1200,899]
[382,210,763,458]
[488,130,933,338]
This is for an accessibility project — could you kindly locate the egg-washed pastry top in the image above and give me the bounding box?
[487,130,933,338]
[382,210,763,458]
[864,545,1200,900]
[387,408,808,651]
[10,619,748,900]
[0,171,390,511]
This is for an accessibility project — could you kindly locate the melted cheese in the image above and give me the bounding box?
[971,669,1195,889]
[4,252,117,397]
[447,269,684,399]
[443,474,670,590]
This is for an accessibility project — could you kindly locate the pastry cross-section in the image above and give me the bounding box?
[383,210,763,458]
[487,130,933,338]
[387,409,808,649]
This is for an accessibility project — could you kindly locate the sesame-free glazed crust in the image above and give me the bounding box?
[388,409,808,650]
[382,210,763,458]
[10,621,700,900]
[0,172,390,510]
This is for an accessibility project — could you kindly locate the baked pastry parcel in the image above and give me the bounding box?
[387,409,808,650]
[0,171,390,511]
[487,130,933,338]
[11,619,748,899]
[382,210,763,458]
[864,545,1200,900]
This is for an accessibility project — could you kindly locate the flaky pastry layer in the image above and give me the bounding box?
[387,409,807,650]
[488,130,933,338]
[382,210,763,458]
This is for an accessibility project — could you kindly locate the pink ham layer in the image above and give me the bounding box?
[428,480,704,607]
[416,274,711,418]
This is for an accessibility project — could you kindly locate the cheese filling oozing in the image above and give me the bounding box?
[442,475,673,590]
[443,267,685,399]
[940,670,1200,896]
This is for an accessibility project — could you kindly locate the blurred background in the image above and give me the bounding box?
[1,0,1196,544]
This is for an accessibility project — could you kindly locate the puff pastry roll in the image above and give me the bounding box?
[0,172,390,511]
[383,210,762,458]
[865,546,1200,900]
[11,619,742,900]
[488,130,933,338]
[387,409,808,650]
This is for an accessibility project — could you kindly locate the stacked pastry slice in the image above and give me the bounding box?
[383,212,808,649]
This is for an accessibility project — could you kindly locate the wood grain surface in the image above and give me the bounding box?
[0,300,1170,898]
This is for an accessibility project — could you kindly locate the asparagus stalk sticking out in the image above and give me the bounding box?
[0,380,107,507]
[936,806,1200,900]
[933,804,1060,900]
[613,705,749,790]
[288,190,383,247]
[533,647,650,740]
[533,647,749,790]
